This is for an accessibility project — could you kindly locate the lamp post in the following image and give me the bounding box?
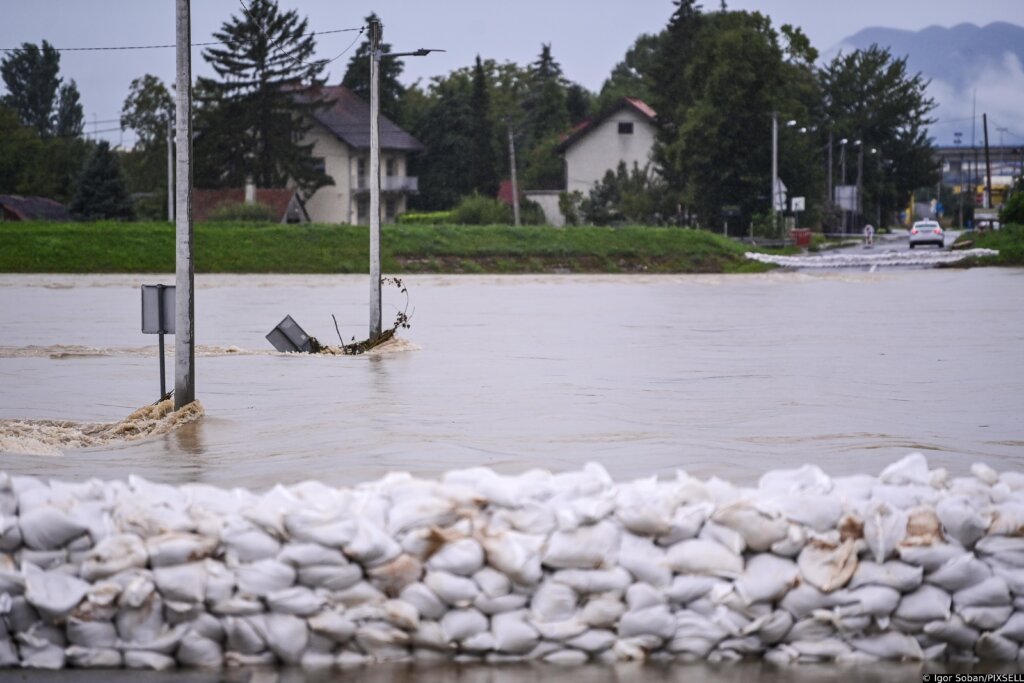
[839,138,848,232]
[954,131,964,228]
[854,139,863,230]
[366,17,442,339]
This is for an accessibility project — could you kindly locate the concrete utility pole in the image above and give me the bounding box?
[983,113,993,210]
[827,130,833,211]
[506,118,521,227]
[771,111,779,233]
[368,18,383,340]
[166,117,174,222]
[174,0,195,408]
[856,140,864,229]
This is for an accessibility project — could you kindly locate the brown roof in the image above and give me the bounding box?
[193,188,302,222]
[295,85,423,153]
[0,195,72,221]
[554,98,658,153]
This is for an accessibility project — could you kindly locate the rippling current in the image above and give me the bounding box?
[1,269,1021,490]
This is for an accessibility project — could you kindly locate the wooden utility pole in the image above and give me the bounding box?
[506,118,520,227]
[174,0,195,408]
[368,18,382,339]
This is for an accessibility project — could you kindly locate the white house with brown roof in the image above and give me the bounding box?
[296,85,423,225]
[555,98,658,195]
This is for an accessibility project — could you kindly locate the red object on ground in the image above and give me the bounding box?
[791,228,812,247]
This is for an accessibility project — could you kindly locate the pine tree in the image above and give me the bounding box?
[197,0,330,193]
[342,14,406,122]
[469,56,498,196]
[71,141,134,220]
[521,44,570,189]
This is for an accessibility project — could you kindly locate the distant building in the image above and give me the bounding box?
[192,186,309,223]
[295,85,423,225]
[0,195,72,222]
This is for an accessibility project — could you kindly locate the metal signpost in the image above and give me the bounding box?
[141,284,176,399]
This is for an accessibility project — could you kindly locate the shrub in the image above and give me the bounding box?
[206,201,276,223]
[1000,192,1024,225]
[451,194,512,225]
[397,211,453,225]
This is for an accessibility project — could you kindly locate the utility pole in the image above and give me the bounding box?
[174,0,195,408]
[166,117,174,222]
[827,130,833,211]
[839,139,848,232]
[983,113,993,210]
[368,18,383,340]
[506,118,521,227]
[856,141,864,230]
[771,111,778,234]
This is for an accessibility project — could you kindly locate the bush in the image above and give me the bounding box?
[450,194,512,225]
[206,201,276,223]
[397,211,453,225]
[519,198,546,225]
[1000,192,1024,225]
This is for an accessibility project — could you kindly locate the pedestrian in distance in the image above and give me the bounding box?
[863,223,875,248]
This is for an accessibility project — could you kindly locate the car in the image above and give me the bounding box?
[909,220,944,248]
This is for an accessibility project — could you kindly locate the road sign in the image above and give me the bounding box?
[791,197,805,212]
[141,284,175,399]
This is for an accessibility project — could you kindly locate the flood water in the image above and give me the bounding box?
[1,268,1022,489]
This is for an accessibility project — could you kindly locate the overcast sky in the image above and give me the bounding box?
[2,0,1023,147]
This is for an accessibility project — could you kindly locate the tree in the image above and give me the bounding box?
[342,14,405,122]
[406,73,475,209]
[197,0,331,193]
[469,56,498,197]
[579,161,676,225]
[1,40,83,139]
[71,141,134,220]
[121,75,174,150]
[521,44,570,189]
[597,32,664,113]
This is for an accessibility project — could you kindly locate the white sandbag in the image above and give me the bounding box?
[220,517,280,562]
[277,542,348,566]
[301,651,336,670]
[113,569,157,609]
[838,585,901,618]
[666,539,743,578]
[145,532,217,568]
[742,610,794,644]
[480,530,544,585]
[202,559,234,604]
[936,496,989,548]
[897,543,968,573]
[119,622,187,655]
[543,521,620,569]
[971,462,1000,486]
[266,586,325,616]
[699,520,745,555]
[988,502,1024,536]
[923,615,980,649]
[79,534,147,581]
[399,582,447,621]
[460,630,495,653]
[223,616,266,654]
[490,612,539,654]
[656,502,714,545]
[566,628,616,653]
[0,556,25,595]
[775,494,843,533]
[22,563,89,622]
[735,554,799,605]
[953,576,1011,609]
[531,617,588,641]
[975,632,1019,661]
[67,618,117,648]
[410,620,448,651]
[236,558,296,596]
[618,532,671,587]
[164,599,202,625]
[297,563,363,591]
[366,553,422,595]
[209,596,263,616]
[332,580,387,607]
[789,638,852,661]
[308,610,356,644]
[666,575,724,604]
[427,538,484,576]
[904,505,944,547]
[473,567,511,597]
[797,539,858,593]
[18,506,88,550]
[123,650,176,671]
[997,613,1024,642]
[250,613,308,664]
[441,607,488,642]
[711,502,788,551]
[386,496,457,535]
[893,585,952,622]
[579,597,626,628]
[343,519,401,568]
[613,477,677,536]
[759,464,832,495]
[491,504,556,535]
[879,452,931,486]
[152,562,206,604]
[282,509,356,548]
[618,604,675,640]
[176,630,223,668]
[672,610,729,650]
[380,599,420,631]
[544,648,589,665]
[927,554,992,592]
[975,536,1024,566]
[530,581,578,622]
[475,592,529,615]
[960,605,1013,631]
[625,582,666,610]
[779,583,855,620]
[225,651,276,666]
[424,570,479,606]
[64,646,122,669]
[861,501,907,563]
[549,567,631,595]
[849,560,923,592]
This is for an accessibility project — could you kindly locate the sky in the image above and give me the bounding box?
[2,0,1023,147]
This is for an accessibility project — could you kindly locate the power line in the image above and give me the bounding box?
[0,28,363,53]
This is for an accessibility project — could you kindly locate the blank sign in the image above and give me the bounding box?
[141,285,176,334]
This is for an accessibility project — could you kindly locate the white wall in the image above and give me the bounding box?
[302,126,352,224]
[564,108,657,196]
[525,190,565,227]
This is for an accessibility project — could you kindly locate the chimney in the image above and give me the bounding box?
[244,176,256,205]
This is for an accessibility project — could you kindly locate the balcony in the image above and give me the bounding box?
[353,176,419,193]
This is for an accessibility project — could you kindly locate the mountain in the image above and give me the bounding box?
[826,23,1024,146]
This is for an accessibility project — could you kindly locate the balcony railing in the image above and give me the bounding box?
[353,176,418,193]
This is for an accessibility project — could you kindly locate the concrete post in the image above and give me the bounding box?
[174,0,195,408]
[167,117,174,222]
[771,111,778,234]
[368,18,382,340]
[506,120,520,227]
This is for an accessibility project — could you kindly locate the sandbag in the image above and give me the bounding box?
[386,496,457,535]
[797,540,858,593]
[64,646,122,669]
[266,586,325,616]
[145,532,217,568]
[250,613,309,664]
[277,542,348,567]
[297,563,363,591]
[735,554,799,605]
[530,581,577,622]
[626,582,666,611]
[491,611,539,654]
[80,534,147,581]
[927,554,992,592]
[542,521,619,569]
[236,559,296,596]
[22,562,89,622]
[618,604,675,640]
[923,615,980,649]
[176,630,223,668]
[18,506,88,550]
[666,539,743,578]
[551,567,631,594]
[427,538,484,576]
[893,585,952,622]
[666,575,724,604]
[862,501,907,562]
[480,530,544,585]
[152,562,207,604]
[424,570,479,607]
[441,607,488,642]
[953,576,1011,609]
[618,532,672,587]
[399,582,448,621]
[936,496,989,548]
[220,517,280,562]
[848,560,923,592]
[223,616,266,654]
[473,567,511,597]
[711,502,788,551]
[579,597,625,628]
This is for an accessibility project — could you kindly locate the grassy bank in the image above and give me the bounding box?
[952,224,1024,267]
[0,222,770,274]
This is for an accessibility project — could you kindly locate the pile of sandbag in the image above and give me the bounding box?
[1,452,1023,671]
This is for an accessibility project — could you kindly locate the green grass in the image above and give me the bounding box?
[951,224,1024,267]
[0,221,771,274]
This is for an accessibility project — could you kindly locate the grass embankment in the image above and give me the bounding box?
[0,222,769,274]
[951,224,1024,267]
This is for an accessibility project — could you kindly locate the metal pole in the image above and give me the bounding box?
[840,141,847,232]
[771,111,778,234]
[506,119,521,227]
[983,113,993,210]
[368,18,383,340]
[167,118,174,222]
[856,142,863,230]
[174,0,195,408]
[827,130,833,210]
[157,284,166,398]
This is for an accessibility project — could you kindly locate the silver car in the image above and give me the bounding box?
[909,220,944,248]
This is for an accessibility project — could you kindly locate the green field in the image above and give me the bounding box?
[0,222,772,274]
[951,224,1024,267]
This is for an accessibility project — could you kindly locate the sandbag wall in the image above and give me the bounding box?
[1,452,1023,670]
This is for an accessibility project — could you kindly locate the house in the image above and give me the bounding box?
[0,195,72,222]
[555,98,658,196]
[295,85,423,225]
[192,186,309,223]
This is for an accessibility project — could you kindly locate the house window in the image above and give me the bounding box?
[385,158,396,177]
[357,197,369,224]
[357,157,367,188]
[385,198,397,220]
[618,122,634,135]
[310,157,326,175]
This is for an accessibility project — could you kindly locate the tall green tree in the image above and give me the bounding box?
[196,0,331,193]
[469,56,498,197]
[342,14,405,122]
[407,73,475,209]
[521,44,570,190]
[71,141,134,220]
[597,32,664,113]
[1,40,83,139]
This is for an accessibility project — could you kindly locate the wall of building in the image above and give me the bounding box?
[564,108,657,196]
[525,190,565,227]
[302,127,352,224]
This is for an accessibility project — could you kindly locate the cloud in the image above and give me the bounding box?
[927,52,1024,146]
